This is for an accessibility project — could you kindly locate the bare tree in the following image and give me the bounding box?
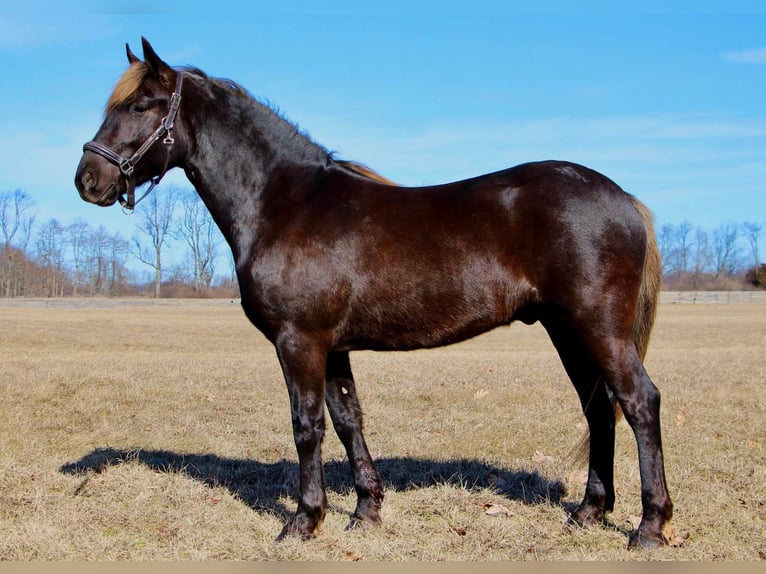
[85,225,110,295]
[742,221,763,270]
[36,219,67,297]
[691,227,711,289]
[0,189,35,250]
[659,221,695,277]
[711,223,742,279]
[67,219,91,296]
[675,221,694,274]
[133,188,178,298]
[0,189,36,296]
[82,225,130,296]
[106,233,130,295]
[658,223,678,276]
[176,189,218,295]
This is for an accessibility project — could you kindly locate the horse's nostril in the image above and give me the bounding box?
[81,170,96,191]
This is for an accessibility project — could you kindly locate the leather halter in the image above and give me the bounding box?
[83,71,184,210]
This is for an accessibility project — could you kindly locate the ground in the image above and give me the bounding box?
[0,295,763,560]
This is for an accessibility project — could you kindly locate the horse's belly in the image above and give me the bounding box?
[338,277,535,351]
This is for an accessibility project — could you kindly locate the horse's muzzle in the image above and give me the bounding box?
[75,157,121,207]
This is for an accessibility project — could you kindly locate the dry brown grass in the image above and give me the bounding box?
[0,297,764,560]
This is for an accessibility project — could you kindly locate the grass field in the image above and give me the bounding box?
[0,296,764,560]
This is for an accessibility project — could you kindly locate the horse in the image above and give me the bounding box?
[74,38,672,549]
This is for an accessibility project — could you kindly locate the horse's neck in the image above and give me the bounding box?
[181,89,327,264]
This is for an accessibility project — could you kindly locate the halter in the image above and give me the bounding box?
[83,71,185,210]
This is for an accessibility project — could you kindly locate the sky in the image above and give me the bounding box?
[1,1,765,258]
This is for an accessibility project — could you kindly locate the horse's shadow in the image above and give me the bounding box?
[60,447,576,523]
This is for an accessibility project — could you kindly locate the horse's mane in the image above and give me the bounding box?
[106,63,397,186]
[106,62,149,111]
[106,63,253,112]
[335,161,398,186]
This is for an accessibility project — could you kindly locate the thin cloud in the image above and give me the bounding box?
[0,15,117,49]
[0,18,58,48]
[722,47,766,64]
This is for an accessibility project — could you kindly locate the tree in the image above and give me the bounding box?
[690,227,711,289]
[133,188,178,298]
[85,225,110,295]
[176,189,218,295]
[659,221,695,276]
[658,223,677,276]
[0,189,36,296]
[67,219,91,296]
[711,223,742,279]
[674,221,694,274]
[36,219,67,297]
[742,221,763,270]
[105,232,130,295]
[82,225,130,296]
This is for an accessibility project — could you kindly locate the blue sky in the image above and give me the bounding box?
[1,1,764,254]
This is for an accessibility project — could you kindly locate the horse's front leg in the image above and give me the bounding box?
[325,352,384,528]
[274,331,328,540]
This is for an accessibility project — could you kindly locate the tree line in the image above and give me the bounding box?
[2,187,764,298]
[658,220,765,290]
[1,187,237,298]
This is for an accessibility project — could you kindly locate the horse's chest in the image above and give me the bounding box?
[239,248,351,330]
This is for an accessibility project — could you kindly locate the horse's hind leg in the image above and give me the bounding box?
[541,314,616,527]
[599,345,672,548]
[559,315,672,548]
[324,351,384,528]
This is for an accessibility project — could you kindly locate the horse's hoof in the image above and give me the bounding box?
[275,518,320,541]
[566,506,604,529]
[564,515,582,531]
[627,530,668,550]
[275,526,314,542]
[345,513,381,531]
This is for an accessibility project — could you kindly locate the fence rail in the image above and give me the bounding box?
[660,291,766,304]
[2,292,766,308]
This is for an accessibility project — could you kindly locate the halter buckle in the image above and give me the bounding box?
[119,158,135,177]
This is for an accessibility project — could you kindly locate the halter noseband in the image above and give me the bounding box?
[83,71,185,210]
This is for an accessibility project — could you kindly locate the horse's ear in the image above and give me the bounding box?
[141,37,176,87]
[126,43,140,64]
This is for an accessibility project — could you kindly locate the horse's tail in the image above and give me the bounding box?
[571,196,662,467]
[628,196,662,363]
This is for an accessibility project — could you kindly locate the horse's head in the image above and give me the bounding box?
[75,38,186,209]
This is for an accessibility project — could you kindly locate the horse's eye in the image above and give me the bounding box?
[130,102,149,114]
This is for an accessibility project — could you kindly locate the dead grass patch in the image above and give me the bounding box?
[0,298,764,559]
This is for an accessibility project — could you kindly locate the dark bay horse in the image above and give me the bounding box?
[74,38,672,548]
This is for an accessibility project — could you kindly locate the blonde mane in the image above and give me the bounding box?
[337,160,398,186]
[106,62,150,112]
